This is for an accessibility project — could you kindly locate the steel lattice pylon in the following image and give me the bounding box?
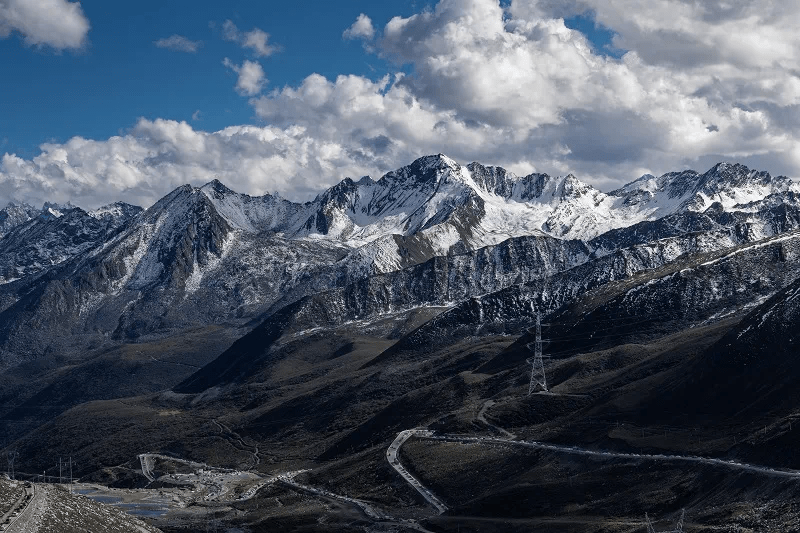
[645,513,656,533]
[645,509,685,533]
[7,450,18,480]
[675,509,685,532]
[526,314,547,394]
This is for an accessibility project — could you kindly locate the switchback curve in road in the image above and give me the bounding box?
[387,430,449,514]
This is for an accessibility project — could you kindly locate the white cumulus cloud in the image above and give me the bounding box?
[223,58,267,96]
[0,0,89,50]
[343,13,375,40]
[0,119,379,208]
[256,0,799,183]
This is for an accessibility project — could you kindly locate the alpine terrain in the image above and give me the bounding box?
[3,154,800,532]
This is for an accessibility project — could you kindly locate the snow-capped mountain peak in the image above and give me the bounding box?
[88,202,143,224]
[41,201,77,219]
[0,200,86,237]
[199,178,302,233]
[3,153,800,375]
[610,162,799,220]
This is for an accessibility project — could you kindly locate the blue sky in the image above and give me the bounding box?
[0,0,433,157]
[0,0,797,208]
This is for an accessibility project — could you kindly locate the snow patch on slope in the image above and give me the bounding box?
[185,231,238,294]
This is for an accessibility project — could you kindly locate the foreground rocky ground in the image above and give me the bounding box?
[0,478,162,533]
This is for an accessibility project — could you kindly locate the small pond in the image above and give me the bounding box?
[117,503,170,518]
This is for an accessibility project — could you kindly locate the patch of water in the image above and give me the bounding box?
[117,503,169,518]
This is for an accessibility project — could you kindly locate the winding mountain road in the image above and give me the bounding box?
[388,418,800,514]
[212,420,262,468]
[134,452,433,530]
[276,471,384,520]
[428,434,800,479]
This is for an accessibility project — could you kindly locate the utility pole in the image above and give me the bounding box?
[527,314,548,394]
[59,458,63,485]
[69,457,73,494]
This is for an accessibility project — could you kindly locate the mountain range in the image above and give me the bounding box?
[2,154,800,531]
[1,155,798,364]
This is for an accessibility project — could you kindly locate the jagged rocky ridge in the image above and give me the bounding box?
[0,203,142,284]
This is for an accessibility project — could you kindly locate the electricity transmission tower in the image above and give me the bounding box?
[645,514,656,533]
[7,450,18,480]
[645,509,685,532]
[526,314,547,394]
[645,513,657,533]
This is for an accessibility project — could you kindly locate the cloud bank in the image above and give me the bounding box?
[2,0,799,208]
[0,119,376,208]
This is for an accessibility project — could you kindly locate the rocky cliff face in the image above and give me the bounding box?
[0,202,40,237]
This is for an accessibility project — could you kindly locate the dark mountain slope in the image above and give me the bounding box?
[633,271,800,426]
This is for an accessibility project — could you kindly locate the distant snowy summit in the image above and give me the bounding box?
[3,155,797,248]
[164,154,800,244]
[611,162,798,214]
[0,200,141,238]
